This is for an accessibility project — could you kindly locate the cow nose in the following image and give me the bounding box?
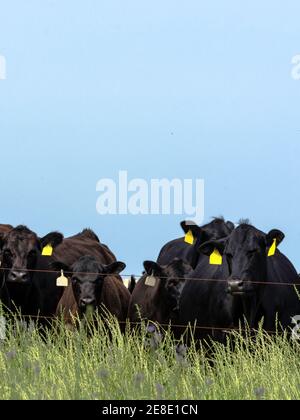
[80,298,96,307]
[8,271,29,283]
[227,279,244,294]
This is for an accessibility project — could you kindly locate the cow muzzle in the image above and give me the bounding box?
[7,270,30,284]
[227,279,244,295]
[79,298,96,314]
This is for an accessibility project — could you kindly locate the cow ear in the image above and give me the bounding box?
[143,261,162,276]
[198,238,226,256]
[180,220,199,234]
[169,258,193,277]
[39,232,64,249]
[226,221,235,232]
[180,221,203,237]
[128,275,136,294]
[0,233,5,250]
[180,221,208,243]
[165,260,191,313]
[266,229,285,247]
[50,261,72,274]
[103,261,126,275]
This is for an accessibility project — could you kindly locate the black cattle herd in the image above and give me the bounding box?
[0,218,299,343]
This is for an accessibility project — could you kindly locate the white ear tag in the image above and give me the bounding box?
[145,274,157,287]
[56,270,68,287]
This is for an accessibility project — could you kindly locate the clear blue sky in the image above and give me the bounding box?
[0,1,300,274]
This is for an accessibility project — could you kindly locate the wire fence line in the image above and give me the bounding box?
[0,312,282,335]
[0,266,300,287]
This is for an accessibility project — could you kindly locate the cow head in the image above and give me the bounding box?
[0,225,63,284]
[199,223,284,296]
[140,258,193,323]
[180,218,234,267]
[54,255,126,316]
[181,217,234,243]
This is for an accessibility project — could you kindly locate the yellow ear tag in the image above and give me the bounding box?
[209,248,223,265]
[56,270,68,287]
[268,238,277,257]
[42,244,53,256]
[184,229,194,245]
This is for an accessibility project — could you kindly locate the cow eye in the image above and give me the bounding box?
[247,250,257,256]
[3,249,13,258]
[226,253,233,270]
[28,250,37,258]
[72,277,79,284]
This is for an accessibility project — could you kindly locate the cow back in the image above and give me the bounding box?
[0,224,13,234]
[53,230,116,267]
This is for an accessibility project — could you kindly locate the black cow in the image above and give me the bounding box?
[54,256,130,328]
[157,217,234,269]
[179,240,234,343]
[0,271,11,313]
[0,226,116,321]
[128,258,193,333]
[0,225,64,318]
[0,225,13,310]
[128,276,137,294]
[198,222,300,332]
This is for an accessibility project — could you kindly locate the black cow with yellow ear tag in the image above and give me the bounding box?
[0,226,121,325]
[179,237,232,344]
[182,221,300,339]
[157,217,234,269]
[223,223,299,332]
[0,225,64,318]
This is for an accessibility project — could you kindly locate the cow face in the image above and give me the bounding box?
[55,256,126,316]
[199,224,284,296]
[141,258,193,323]
[0,225,63,284]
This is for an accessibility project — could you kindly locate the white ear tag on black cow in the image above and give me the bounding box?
[145,274,157,287]
[56,270,68,287]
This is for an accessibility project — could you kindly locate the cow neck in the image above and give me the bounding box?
[6,281,33,313]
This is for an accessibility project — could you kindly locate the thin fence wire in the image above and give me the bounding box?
[0,266,299,287]
[0,312,285,335]
[0,268,298,337]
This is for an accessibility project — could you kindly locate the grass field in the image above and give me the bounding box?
[0,313,300,400]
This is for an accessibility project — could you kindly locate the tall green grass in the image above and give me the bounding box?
[0,314,299,400]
